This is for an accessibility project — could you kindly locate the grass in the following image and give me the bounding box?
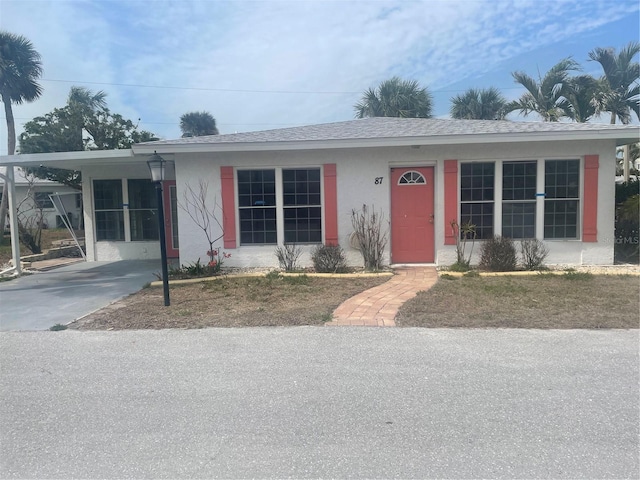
[69,270,640,330]
[396,273,639,329]
[71,275,389,330]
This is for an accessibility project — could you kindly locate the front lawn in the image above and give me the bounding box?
[69,270,640,330]
[396,272,639,329]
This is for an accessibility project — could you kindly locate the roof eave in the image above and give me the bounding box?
[133,129,639,155]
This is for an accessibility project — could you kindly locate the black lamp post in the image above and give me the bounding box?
[147,152,170,306]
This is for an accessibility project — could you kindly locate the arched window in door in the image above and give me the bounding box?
[398,171,426,185]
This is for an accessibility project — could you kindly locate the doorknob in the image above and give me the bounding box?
[429,213,434,224]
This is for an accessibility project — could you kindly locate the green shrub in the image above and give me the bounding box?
[439,273,457,280]
[265,270,281,280]
[615,179,639,204]
[283,274,310,285]
[520,239,549,270]
[563,270,593,281]
[479,236,517,271]
[449,261,471,272]
[49,323,67,331]
[615,194,639,263]
[311,244,347,273]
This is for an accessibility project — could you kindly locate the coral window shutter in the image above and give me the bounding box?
[323,164,339,245]
[582,155,599,242]
[443,160,458,245]
[220,166,237,248]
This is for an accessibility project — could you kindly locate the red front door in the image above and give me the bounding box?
[391,167,435,263]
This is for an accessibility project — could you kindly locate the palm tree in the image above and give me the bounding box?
[67,86,108,149]
[450,87,508,120]
[354,76,433,118]
[508,58,579,121]
[589,42,640,124]
[0,31,43,234]
[68,86,107,111]
[565,75,599,123]
[180,111,219,137]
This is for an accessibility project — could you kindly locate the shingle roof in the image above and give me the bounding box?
[141,117,639,146]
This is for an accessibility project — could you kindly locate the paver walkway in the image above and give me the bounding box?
[327,266,438,327]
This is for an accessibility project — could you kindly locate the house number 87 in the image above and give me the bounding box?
[374,177,383,185]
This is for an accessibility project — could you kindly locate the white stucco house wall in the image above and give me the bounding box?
[1,118,638,268]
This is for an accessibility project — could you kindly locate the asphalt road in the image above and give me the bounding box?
[0,260,159,331]
[1,328,638,479]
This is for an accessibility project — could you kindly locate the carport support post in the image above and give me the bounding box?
[148,152,170,307]
[0,166,21,275]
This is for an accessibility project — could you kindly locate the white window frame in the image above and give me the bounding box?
[92,178,159,243]
[460,157,583,241]
[235,166,325,246]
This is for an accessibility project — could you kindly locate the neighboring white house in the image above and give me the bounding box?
[0,167,82,231]
[1,118,638,267]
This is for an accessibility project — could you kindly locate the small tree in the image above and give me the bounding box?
[15,173,46,254]
[180,180,224,268]
[351,204,388,271]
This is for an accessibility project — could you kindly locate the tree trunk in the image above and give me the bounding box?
[610,111,616,124]
[0,95,16,234]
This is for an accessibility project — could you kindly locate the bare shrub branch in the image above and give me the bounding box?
[351,204,388,271]
[179,180,224,264]
[275,243,302,271]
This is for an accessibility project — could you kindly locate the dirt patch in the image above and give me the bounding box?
[396,273,640,329]
[70,275,389,330]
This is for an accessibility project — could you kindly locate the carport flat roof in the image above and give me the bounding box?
[0,149,142,169]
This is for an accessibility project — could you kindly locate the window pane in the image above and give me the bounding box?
[35,192,54,209]
[284,206,322,243]
[461,163,494,202]
[544,200,578,239]
[239,207,277,244]
[461,203,494,240]
[283,168,321,206]
[545,160,579,199]
[130,210,159,241]
[502,202,536,239]
[94,180,122,210]
[503,161,536,201]
[544,160,579,239]
[461,163,494,240]
[238,169,276,207]
[95,211,124,241]
[128,179,157,209]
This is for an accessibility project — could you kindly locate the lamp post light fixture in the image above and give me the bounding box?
[147,151,170,306]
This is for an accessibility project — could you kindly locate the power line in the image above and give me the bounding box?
[41,77,526,94]
[41,78,360,95]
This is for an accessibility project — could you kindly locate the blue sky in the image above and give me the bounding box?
[1,0,639,155]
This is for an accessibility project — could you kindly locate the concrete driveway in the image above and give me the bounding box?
[0,260,159,331]
[1,328,637,479]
